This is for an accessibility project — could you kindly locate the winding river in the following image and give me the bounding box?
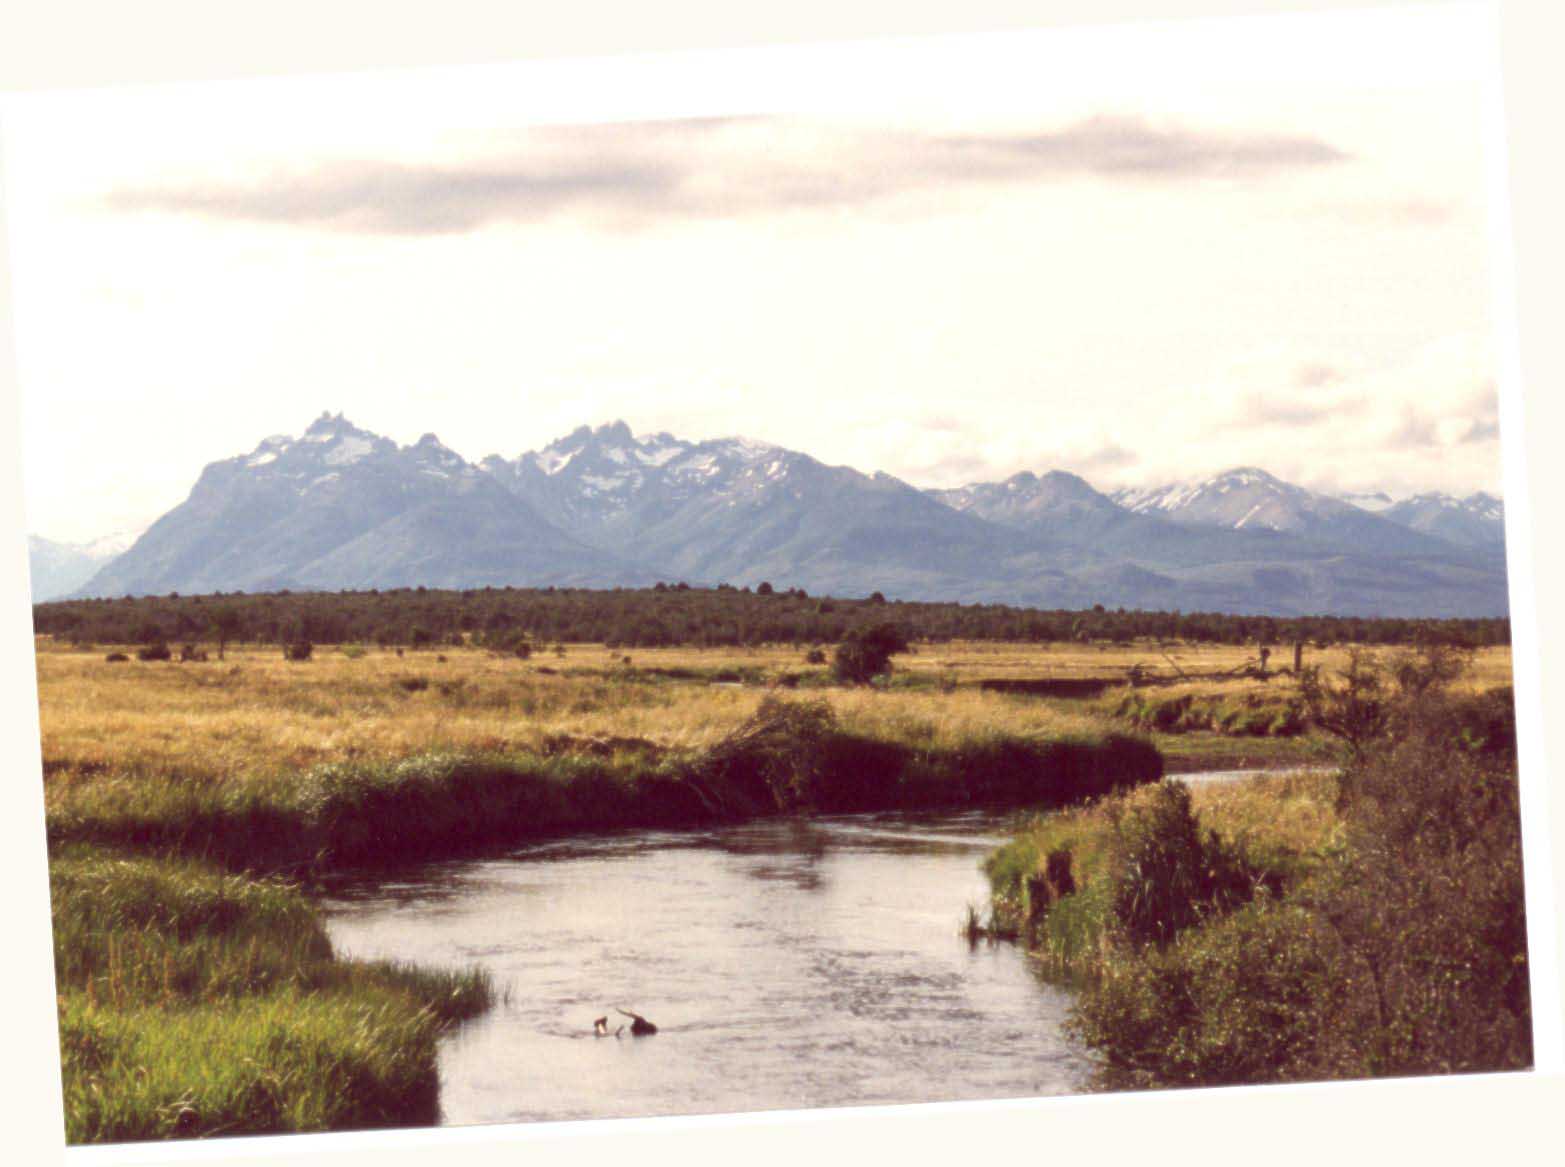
[322,807,1091,1127]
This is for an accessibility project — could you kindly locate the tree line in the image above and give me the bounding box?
[31,583,1511,653]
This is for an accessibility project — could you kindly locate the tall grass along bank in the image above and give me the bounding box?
[985,655,1529,1089]
[49,697,1162,872]
[50,847,493,1142]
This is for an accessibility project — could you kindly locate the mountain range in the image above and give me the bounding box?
[32,413,1510,617]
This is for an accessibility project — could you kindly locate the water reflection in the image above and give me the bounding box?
[323,807,1089,1127]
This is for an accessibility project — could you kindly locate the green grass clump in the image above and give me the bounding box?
[1114,691,1305,738]
[58,988,442,1142]
[49,847,495,1143]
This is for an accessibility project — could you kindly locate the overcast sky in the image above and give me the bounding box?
[1,6,1507,542]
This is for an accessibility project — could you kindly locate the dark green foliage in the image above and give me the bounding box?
[1070,903,1344,1088]
[1110,782,1257,947]
[1064,662,1530,1087]
[831,621,910,685]
[284,641,313,662]
[33,586,1510,653]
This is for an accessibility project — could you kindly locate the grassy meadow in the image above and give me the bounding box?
[33,632,1517,1138]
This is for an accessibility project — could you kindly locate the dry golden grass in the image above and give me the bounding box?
[33,638,1511,787]
[35,640,1105,784]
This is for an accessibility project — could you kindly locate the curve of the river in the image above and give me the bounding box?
[322,807,1090,1127]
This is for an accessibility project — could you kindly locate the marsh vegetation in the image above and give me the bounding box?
[32,624,1518,1139]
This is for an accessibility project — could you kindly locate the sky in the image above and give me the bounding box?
[0,5,1508,543]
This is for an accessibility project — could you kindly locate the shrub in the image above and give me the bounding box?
[284,641,313,662]
[136,643,171,662]
[1065,656,1531,1087]
[104,652,129,663]
[832,622,909,685]
[699,697,838,812]
[1111,782,1256,947]
[1071,902,1347,1088]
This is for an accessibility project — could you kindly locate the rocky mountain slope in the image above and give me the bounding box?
[56,415,1510,617]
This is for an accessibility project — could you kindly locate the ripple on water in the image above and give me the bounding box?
[324,808,1094,1125]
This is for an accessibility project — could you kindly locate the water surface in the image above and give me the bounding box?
[323,809,1089,1126]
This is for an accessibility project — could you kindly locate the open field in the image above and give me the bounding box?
[33,637,1512,787]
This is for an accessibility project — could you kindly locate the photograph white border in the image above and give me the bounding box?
[3,3,1560,1164]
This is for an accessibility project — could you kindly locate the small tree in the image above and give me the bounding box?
[1298,648,1390,760]
[832,622,909,685]
[209,605,242,661]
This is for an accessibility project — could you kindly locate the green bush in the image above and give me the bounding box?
[1111,782,1256,947]
[832,622,909,685]
[1064,668,1531,1087]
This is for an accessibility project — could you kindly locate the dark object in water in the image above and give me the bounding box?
[617,1007,658,1036]
[978,678,1115,698]
[593,1016,609,1037]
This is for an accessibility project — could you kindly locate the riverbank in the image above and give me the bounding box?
[985,674,1529,1088]
[47,697,1162,872]
[50,846,494,1142]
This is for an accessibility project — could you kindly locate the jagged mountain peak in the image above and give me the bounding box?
[933,467,1120,525]
[44,416,1510,617]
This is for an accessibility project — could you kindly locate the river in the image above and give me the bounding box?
[321,806,1091,1127]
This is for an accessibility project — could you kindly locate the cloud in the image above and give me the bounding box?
[102,114,1351,236]
[1294,363,1341,389]
[1071,443,1139,472]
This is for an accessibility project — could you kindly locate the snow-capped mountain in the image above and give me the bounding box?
[77,413,649,596]
[482,421,790,541]
[1337,490,1396,514]
[1380,491,1506,552]
[931,470,1123,527]
[28,524,150,601]
[49,414,1511,617]
[485,421,1025,597]
[1109,467,1462,557]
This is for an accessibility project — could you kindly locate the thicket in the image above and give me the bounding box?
[33,586,1509,653]
[1026,650,1531,1088]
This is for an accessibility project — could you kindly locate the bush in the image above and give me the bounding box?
[284,641,313,662]
[698,697,838,812]
[1071,902,1346,1088]
[104,652,129,663]
[1065,657,1531,1087]
[832,622,909,685]
[136,643,172,662]
[1111,782,1257,948]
